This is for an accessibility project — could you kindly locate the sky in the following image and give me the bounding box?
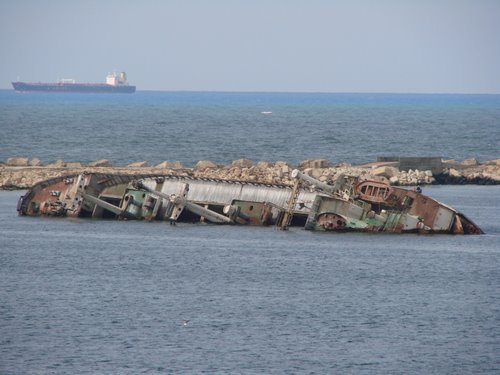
[1,0,499,93]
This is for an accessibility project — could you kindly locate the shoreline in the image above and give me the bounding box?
[1,157,499,190]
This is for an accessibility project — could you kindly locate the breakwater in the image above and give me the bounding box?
[1,157,499,190]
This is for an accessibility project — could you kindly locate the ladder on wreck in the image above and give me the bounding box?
[278,179,301,230]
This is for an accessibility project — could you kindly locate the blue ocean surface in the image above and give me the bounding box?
[1,90,499,373]
[0,90,499,166]
[1,186,499,374]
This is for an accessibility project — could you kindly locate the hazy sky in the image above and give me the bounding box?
[1,0,499,93]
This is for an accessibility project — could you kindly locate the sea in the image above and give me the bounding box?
[1,90,499,374]
[0,90,499,166]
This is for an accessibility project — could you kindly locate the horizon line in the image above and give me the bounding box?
[1,87,499,96]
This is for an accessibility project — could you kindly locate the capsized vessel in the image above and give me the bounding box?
[17,170,483,234]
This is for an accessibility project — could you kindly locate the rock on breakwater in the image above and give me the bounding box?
[1,157,499,190]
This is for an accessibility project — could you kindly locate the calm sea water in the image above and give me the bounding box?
[1,186,499,374]
[1,91,500,373]
[0,90,499,166]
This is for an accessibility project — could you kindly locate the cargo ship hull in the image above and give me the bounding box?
[12,81,136,93]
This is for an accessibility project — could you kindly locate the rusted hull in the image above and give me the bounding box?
[304,187,483,234]
[17,173,171,218]
[17,171,483,234]
[17,173,313,225]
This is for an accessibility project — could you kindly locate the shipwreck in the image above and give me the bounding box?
[17,170,483,234]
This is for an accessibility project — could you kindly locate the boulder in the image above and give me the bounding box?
[482,167,500,181]
[127,161,149,168]
[231,159,253,168]
[29,158,43,167]
[66,162,83,168]
[156,160,184,169]
[6,157,29,167]
[461,158,478,167]
[274,161,289,167]
[256,161,273,169]
[230,167,242,178]
[484,159,500,166]
[389,176,400,184]
[195,160,218,170]
[155,161,173,169]
[310,168,323,179]
[408,176,418,185]
[298,160,312,169]
[88,159,112,167]
[155,160,184,169]
[441,159,461,171]
[376,176,390,184]
[335,162,352,168]
[281,164,291,175]
[372,166,399,178]
[298,159,331,169]
[46,159,67,168]
[1,177,13,188]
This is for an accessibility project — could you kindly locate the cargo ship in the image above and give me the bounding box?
[12,72,136,93]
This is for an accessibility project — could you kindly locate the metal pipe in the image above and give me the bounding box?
[81,192,125,216]
[138,180,232,224]
[223,204,250,222]
[135,181,172,201]
[291,169,335,194]
[172,196,232,224]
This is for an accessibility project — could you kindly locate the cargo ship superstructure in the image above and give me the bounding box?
[12,72,136,93]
